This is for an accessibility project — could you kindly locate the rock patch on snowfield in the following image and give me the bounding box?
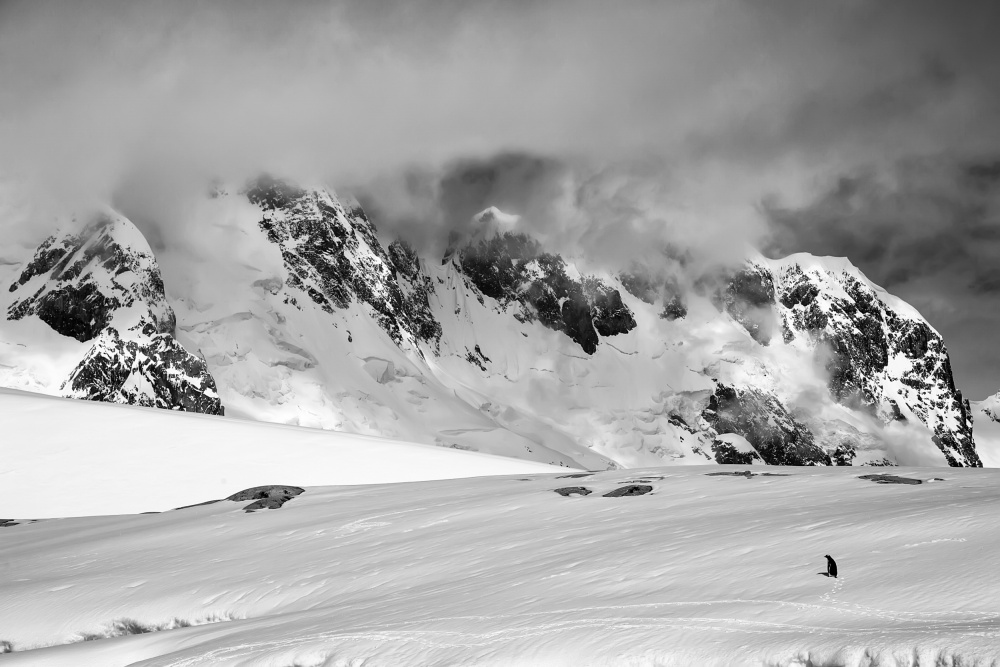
[553,487,592,497]
[603,485,653,497]
[226,485,305,512]
[556,473,593,479]
[858,474,923,485]
[706,471,790,478]
[0,519,18,528]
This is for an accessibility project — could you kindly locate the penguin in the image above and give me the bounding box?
[824,554,838,578]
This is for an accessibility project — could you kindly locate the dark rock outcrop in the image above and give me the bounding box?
[713,264,776,345]
[63,322,223,415]
[8,215,222,414]
[553,486,592,496]
[711,440,762,465]
[858,474,922,485]
[8,216,175,341]
[703,384,830,466]
[457,231,636,354]
[603,485,653,497]
[774,261,980,467]
[246,176,442,350]
[226,485,305,512]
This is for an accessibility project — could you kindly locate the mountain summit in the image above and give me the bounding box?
[0,177,981,467]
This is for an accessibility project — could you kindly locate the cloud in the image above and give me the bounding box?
[3,0,1000,392]
[3,0,999,203]
[763,156,1000,398]
[353,152,768,274]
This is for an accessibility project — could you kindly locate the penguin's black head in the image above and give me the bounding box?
[824,554,831,558]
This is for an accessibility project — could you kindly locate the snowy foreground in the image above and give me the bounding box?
[0,388,561,519]
[3,464,1000,666]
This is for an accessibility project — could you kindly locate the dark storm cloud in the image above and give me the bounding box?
[763,157,1000,397]
[2,0,1000,390]
[354,152,762,272]
[3,0,1000,202]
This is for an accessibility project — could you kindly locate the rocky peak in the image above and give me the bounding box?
[8,214,175,341]
[770,255,978,466]
[5,213,222,415]
[243,176,440,349]
[63,321,222,414]
[453,211,637,354]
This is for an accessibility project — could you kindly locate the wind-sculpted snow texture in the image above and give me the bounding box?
[3,466,1000,666]
[0,177,983,467]
[4,215,222,414]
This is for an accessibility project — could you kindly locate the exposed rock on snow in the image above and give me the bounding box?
[5,214,222,414]
[706,470,790,478]
[8,215,175,340]
[226,485,305,512]
[703,384,829,466]
[63,321,222,414]
[553,486,592,496]
[246,175,439,349]
[769,255,979,467]
[858,474,923,485]
[603,484,653,497]
[455,229,636,354]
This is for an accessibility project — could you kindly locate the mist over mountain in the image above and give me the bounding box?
[8,4,1000,664]
[3,0,1000,396]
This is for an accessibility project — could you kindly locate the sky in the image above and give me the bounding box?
[0,0,999,396]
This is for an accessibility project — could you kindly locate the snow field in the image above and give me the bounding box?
[0,388,562,519]
[2,466,999,666]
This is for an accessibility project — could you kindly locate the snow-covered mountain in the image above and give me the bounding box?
[2,212,221,413]
[0,177,983,467]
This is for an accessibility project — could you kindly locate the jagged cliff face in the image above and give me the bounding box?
[455,210,636,355]
[0,179,981,468]
[245,176,439,350]
[8,216,176,341]
[3,214,222,415]
[769,257,978,466]
[689,256,980,467]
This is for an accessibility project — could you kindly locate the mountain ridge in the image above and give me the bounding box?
[0,176,982,468]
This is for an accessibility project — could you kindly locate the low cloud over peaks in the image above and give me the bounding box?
[2,0,1000,392]
[763,156,1000,398]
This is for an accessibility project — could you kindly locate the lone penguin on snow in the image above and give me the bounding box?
[824,554,838,578]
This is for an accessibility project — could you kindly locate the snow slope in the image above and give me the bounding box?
[0,388,561,519]
[1,466,998,665]
[971,393,1000,467]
